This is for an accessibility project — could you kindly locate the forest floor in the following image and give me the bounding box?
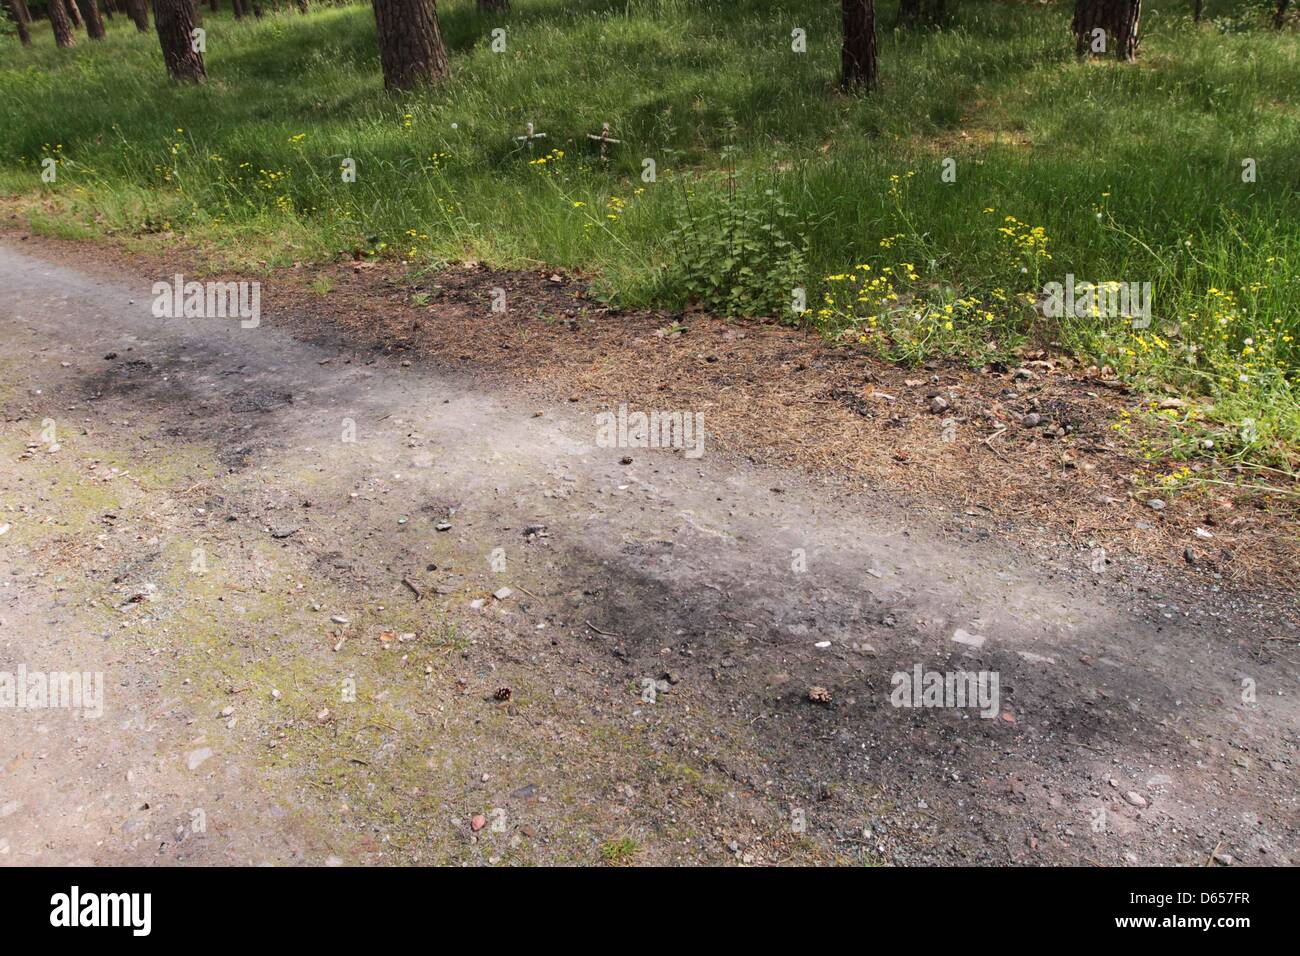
[0,233,1296,866]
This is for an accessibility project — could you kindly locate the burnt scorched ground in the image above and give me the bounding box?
[0,241,1296,866]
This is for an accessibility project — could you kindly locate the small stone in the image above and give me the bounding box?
[929,396,949,414]
[493,587,513,601]
[470,814,487,832]
[952,628,986,649]
[330,615,349,624]
[1021,413,1042,428]
[186,748,213,771]
[220,706,234,718]
[1213,852,1234,866]
[1124,791,1148,808]
[1147,498,1166,511]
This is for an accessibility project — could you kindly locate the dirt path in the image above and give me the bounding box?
[0,242,1295,866]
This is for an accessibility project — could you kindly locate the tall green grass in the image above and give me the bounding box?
[1,0,1296,473]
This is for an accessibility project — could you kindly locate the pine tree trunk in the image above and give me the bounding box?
[103,0,114,21]
[49,0,77,45]
[154,0,207,81]
[476,0,508,11]
[1073,0,1140,60]
[372,0,450,92]
[296,0,307,12]
[7,0,31,44]
[841,0,877,90]
[896,0,919,27]
[1193,0,1202,22]
[66,0,85,28]
[209,0,217,11]
[1276,0,1290,28]
[1115,0,1140,57]
[78,0,107,38]
[253,0,263,15]
[232,0,243,18]
[128,0,149,29]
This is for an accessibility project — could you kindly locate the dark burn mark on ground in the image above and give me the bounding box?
[75,345,294,475]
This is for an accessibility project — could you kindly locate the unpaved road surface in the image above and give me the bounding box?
[0,242,1295,866]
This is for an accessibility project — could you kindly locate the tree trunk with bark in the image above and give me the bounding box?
[231,0,243,18]
[7,0,30,44]
[841,0,877,90]
[154,0,207,82]
[65,0,85,28]
[1072,0,1140,60]
[127,0,149,29]
[476,0,508,11]
[297,0,307,12]
[372,0,449,92]
[1193,0,1201,22]
[78,0,106,38]
[1276,0,1290,28]
[48,0,77,45]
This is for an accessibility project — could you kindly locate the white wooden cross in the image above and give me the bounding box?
[515,122,547,151]
[586,122,621,160]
